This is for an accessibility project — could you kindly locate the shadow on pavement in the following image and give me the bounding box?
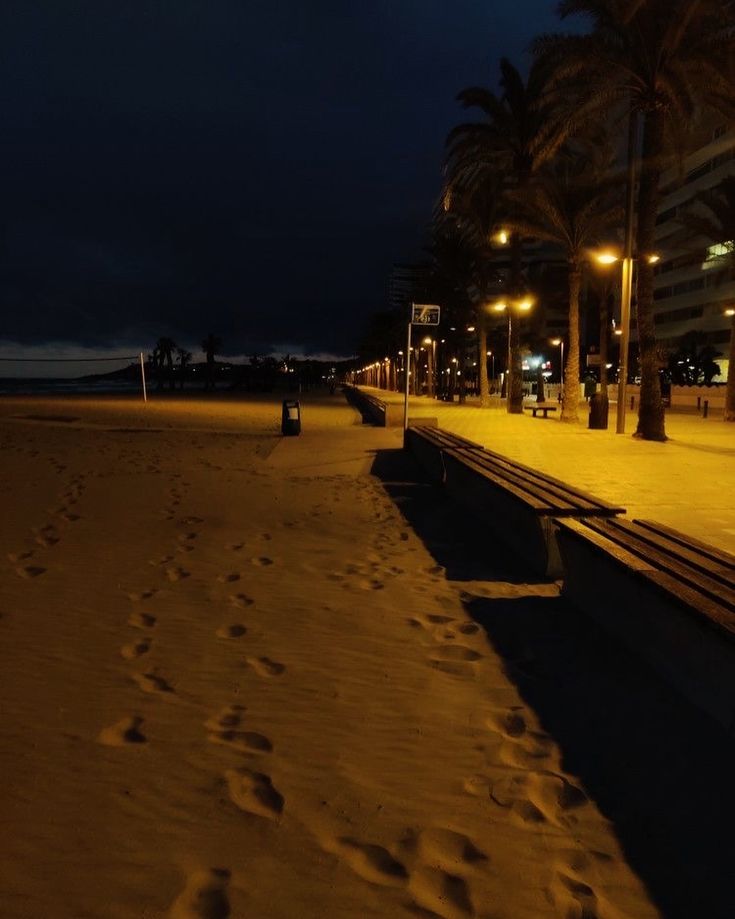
[370,447,538,584]
[466,592,735,919]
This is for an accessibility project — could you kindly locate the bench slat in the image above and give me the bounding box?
[577,518,735,612]
[555,516,735,640]
[450,448,623,515]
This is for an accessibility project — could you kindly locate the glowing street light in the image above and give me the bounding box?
[551,338,564,388]
[490,296,535,412]
[594,248,658,433]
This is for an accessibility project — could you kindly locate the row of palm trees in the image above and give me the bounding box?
[434,0,735,437]
[150,333,222,390]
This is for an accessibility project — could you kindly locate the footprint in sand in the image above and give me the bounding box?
[128,611,157,629]
[550,871,600,919]
[121,638,152,659]
[218,572,241,583]
[329,837,407,888]
[15,564,46,579]
[497,731,554,770]
[225,768,283,819]
[169,867,231,919]
[408,866,473,919]
[357,578,384,591]
[406,828,487,871]
[487,706,527,739]
[132,670,175,694]
[165,566,190,582]
[98,715,146,746]
[250,556,274,567]
[33,523,61,547]
[491,771,584,827]
[206,706,272,753]
[8,550,34,562]
[228,593,254,608]
[246,657,285,678]
[61,512,81,522]
[216,623,247,639]
[428,645,482,678]
[127,589,158,602]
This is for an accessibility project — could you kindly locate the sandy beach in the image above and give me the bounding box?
[1,392,732,919]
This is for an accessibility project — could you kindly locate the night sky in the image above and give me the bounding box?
[1,1,573,368]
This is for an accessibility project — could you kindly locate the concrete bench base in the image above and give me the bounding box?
[404,426,624,578]
[555,518,735,733]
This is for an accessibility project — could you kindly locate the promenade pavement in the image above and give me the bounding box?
[355,385,735,555]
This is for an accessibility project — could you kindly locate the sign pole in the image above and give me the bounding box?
[403,318,412,431]
[140,352,148,403]
[405,303,440,430]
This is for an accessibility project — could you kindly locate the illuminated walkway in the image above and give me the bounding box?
[357,385,735,555]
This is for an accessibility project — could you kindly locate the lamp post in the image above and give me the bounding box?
[491,296,534,412]
[595,250,659,432]
[551,338,564,393]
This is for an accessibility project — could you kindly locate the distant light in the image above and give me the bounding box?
[494,230,509,245]
[518,299,533,312]
[726,308,735,317]
[398,350,403,355]
[492,302,507,312]
[596,252,619,265]
[551,338,561,346]
[647,253,660,265]
[466,325,475,332]
[486,351,492,356]
[614,329,623,336]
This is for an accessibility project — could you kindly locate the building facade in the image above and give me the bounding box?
[652,119,735,379]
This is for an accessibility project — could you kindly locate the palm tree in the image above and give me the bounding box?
[537,0,735,439]
[176,347,192,390]
[155,337,177,391]
[504,148,623,423]
[446,57,571,413]
[679,175,735,420]
[201,333,222,391]
[437,174,505,407]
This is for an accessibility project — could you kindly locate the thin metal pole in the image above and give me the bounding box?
[403,320,411,430]
[140,352,148,403]
[617,107,639,434]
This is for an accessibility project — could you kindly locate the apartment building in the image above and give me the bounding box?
[652,120,735,378]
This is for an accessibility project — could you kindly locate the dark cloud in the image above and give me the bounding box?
[0,0,568,358]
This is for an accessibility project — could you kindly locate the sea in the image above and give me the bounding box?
[0,377,144,396]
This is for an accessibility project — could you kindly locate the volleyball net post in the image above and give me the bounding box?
[139,353,148,403]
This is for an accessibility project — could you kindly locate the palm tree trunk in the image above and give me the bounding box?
[508,234,524,413]
[634,109,667,441]
[726,311,735,421]
[599,292,609,390]
[478,324,490,407]
[561,263,581,423]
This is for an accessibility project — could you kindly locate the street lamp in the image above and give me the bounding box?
[491,296,535,412]
[486,350,495,387]
[594,250,660,433]
[551,338,564,389]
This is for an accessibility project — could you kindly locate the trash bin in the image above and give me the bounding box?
[281,399,301,436]
[588,392,609,429]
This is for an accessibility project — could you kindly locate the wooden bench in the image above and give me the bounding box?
[342,385,403,427]
[555,516,735,731]
[404,425,624,577]
[527,403,558,418]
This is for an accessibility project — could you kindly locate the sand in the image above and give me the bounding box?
[1,392,732,918]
